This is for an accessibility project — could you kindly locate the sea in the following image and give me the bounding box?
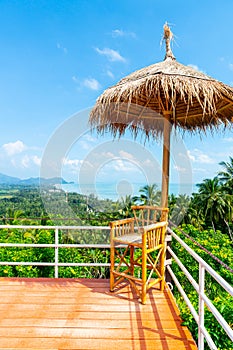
[60,182,198,201]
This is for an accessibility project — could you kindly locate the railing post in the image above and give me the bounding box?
[55,228,59,278]
[165,231,172,284]
[198,264,205,350]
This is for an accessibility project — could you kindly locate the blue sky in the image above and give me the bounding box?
[0,0,233,193]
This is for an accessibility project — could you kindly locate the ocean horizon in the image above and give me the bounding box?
[60,182,198,201]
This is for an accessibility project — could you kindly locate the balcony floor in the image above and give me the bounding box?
[0,277,197,349]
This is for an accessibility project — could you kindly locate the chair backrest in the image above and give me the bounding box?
[143,221,168,250]
[131,205,169,228]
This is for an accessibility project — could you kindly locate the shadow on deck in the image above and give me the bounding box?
[0,278,197,349]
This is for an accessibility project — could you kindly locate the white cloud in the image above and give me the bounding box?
[106,70,114,78]
[112,29,124,37]
[95,47,126,62]
[197,154,215,164]
[187,150,195,162]
[111,159,135,172]
[119,150,135,160]
[112,29,136,38]
[188,64,199,71]
[72,75,79,83]
[102,151,114,158]
[72,134,97,152]
[83,78,101,90]
[187,149,215,164]
[72,75,101,90]
[78,140,92,150]
[2,140,26,156]
[223,137,233,143]
[174,165,188,172]
[63,158,83,167]
[32,155,41,166]
[142,159,155,168]
[83,134,97,142]
[229,63,233,71]
[63,158,85,173]
[188,64,206,74]
[21,155,30,168]
[193,167,208,173]
[57,42,68,54]
[6,154,41,169]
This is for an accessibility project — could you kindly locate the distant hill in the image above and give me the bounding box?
[0,173,71,186]
[0,173,21,185]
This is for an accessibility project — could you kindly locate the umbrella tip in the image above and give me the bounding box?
[163,22,175,60]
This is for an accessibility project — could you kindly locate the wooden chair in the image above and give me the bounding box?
[109,206,168,304]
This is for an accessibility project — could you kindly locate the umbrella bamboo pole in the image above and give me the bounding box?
[161,111,172,208]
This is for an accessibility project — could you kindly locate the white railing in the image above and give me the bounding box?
[0,225,109,278]
[167,227,233,350]
[0,224,232,349]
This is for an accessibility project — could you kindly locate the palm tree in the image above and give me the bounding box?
[186,205,204,229]
[117,195,135,218]
[168,193,177,215]
[195,177,232,236]
[136,184,160,206]
[218,157,233,194]
[168,193,202,227]
[185,194,205,229]
[169,194,191,225]
[2,208,25,225]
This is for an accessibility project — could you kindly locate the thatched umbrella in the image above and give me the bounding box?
[89,24,233,207]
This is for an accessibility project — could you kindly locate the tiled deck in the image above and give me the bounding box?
[0,278,197,349]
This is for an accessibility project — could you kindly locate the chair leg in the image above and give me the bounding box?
[160,247,165,291]
[129,245,134,276]
[141,247,147,305]
[110,244,115,292]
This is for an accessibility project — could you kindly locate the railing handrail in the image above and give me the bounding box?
[167,227,233,350]
[0,225,109,229]
[0,225,110,278]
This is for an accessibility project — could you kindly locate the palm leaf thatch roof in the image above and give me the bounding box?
[89,24,233,139]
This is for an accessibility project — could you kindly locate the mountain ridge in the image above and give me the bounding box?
[0,173,71,186]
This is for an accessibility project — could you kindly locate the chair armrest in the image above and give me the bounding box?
[143,221,168,231]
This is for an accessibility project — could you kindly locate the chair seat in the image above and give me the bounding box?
[113,232,142,245]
